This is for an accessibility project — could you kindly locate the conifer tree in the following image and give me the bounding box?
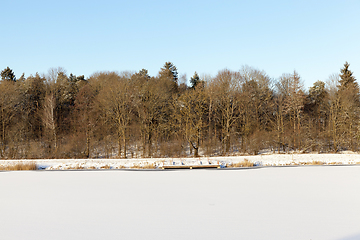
[336,62,360,151]
[1,67,16,82]
[338,62,357,90]
[190,72,201,89]
[161,62,178,83]
[159,62,179,93]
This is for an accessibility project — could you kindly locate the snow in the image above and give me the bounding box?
[1,153,360,170]
[1,166,360,240]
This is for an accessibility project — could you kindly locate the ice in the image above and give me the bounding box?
[1,167,360,240]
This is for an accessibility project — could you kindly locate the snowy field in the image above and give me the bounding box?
[1,166,360,240]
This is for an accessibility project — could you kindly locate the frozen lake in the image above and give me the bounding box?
[1,166,360,240]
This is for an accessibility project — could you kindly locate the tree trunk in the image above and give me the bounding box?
[86,128,90,158]
[123,128,127,159]
[194,146,199,157]
[118,134,122,158]
[2,110,5,158]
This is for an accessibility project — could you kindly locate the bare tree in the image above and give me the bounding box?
[43,93,57,154]
[211,70,242,154]
[325,74,341,152]
[276,71,305,151]
[173,86,207,157]
[72,83,98,158]
[0,81,19,157]
[133,70,173,157]
[97,72,134,158]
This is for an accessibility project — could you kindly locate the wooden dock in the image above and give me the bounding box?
[162,165,220,169]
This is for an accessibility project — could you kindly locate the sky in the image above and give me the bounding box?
[1,0,360,88]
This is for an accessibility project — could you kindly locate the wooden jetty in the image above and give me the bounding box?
[162,165,220,169]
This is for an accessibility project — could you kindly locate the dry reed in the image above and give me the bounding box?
[228,159,254,168]
[100,165,111,169]
[130,162,156,169]
[301,161,324,165]
[0,162,37,171]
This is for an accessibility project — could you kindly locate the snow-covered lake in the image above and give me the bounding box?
[1,166,360,240]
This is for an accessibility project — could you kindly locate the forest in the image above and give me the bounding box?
[0,62,358,159]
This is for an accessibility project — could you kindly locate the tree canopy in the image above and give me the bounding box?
[0,61,359,159]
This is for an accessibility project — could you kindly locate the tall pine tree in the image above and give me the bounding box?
[338,61,357,90]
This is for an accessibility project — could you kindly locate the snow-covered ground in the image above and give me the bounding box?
[1,166,360,240]
[1,153,360,170]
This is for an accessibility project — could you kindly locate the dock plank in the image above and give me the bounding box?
[162,165,220,169]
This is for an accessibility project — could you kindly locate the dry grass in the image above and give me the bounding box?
[228,159,254,168]
[328,162,343,165]
[100,165,111,169]
[300,161,324,165]
[55,164,85,170]
[69,165,85,170]
[130,162,156,169]
[0,162,37,171]
[288,162,299,165]
[311,161,324,165]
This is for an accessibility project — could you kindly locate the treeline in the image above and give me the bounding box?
[0,62,358,159]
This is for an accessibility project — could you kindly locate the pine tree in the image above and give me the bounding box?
[336,62,360,151]
[138,69,150,79]
[338,62,357,90]
[190,72,200,89]
[159,62,179,93]
[160,62,178,83]
[1,67,16,82]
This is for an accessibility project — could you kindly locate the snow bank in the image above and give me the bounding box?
[1,153,360,170]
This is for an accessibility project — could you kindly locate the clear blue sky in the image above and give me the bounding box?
[1,0,359,88]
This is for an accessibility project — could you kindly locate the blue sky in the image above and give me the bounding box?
[1,0,359,88]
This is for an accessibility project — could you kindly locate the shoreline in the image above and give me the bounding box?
[1,153,360,170]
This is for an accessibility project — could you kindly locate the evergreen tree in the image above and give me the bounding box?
[338,62,357,90]
[138,69,150,79]
[1,67,16,82]
[190,72,201,89]
[335,62,360,151]
[160,62,178,83]
[159,62,179,93]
